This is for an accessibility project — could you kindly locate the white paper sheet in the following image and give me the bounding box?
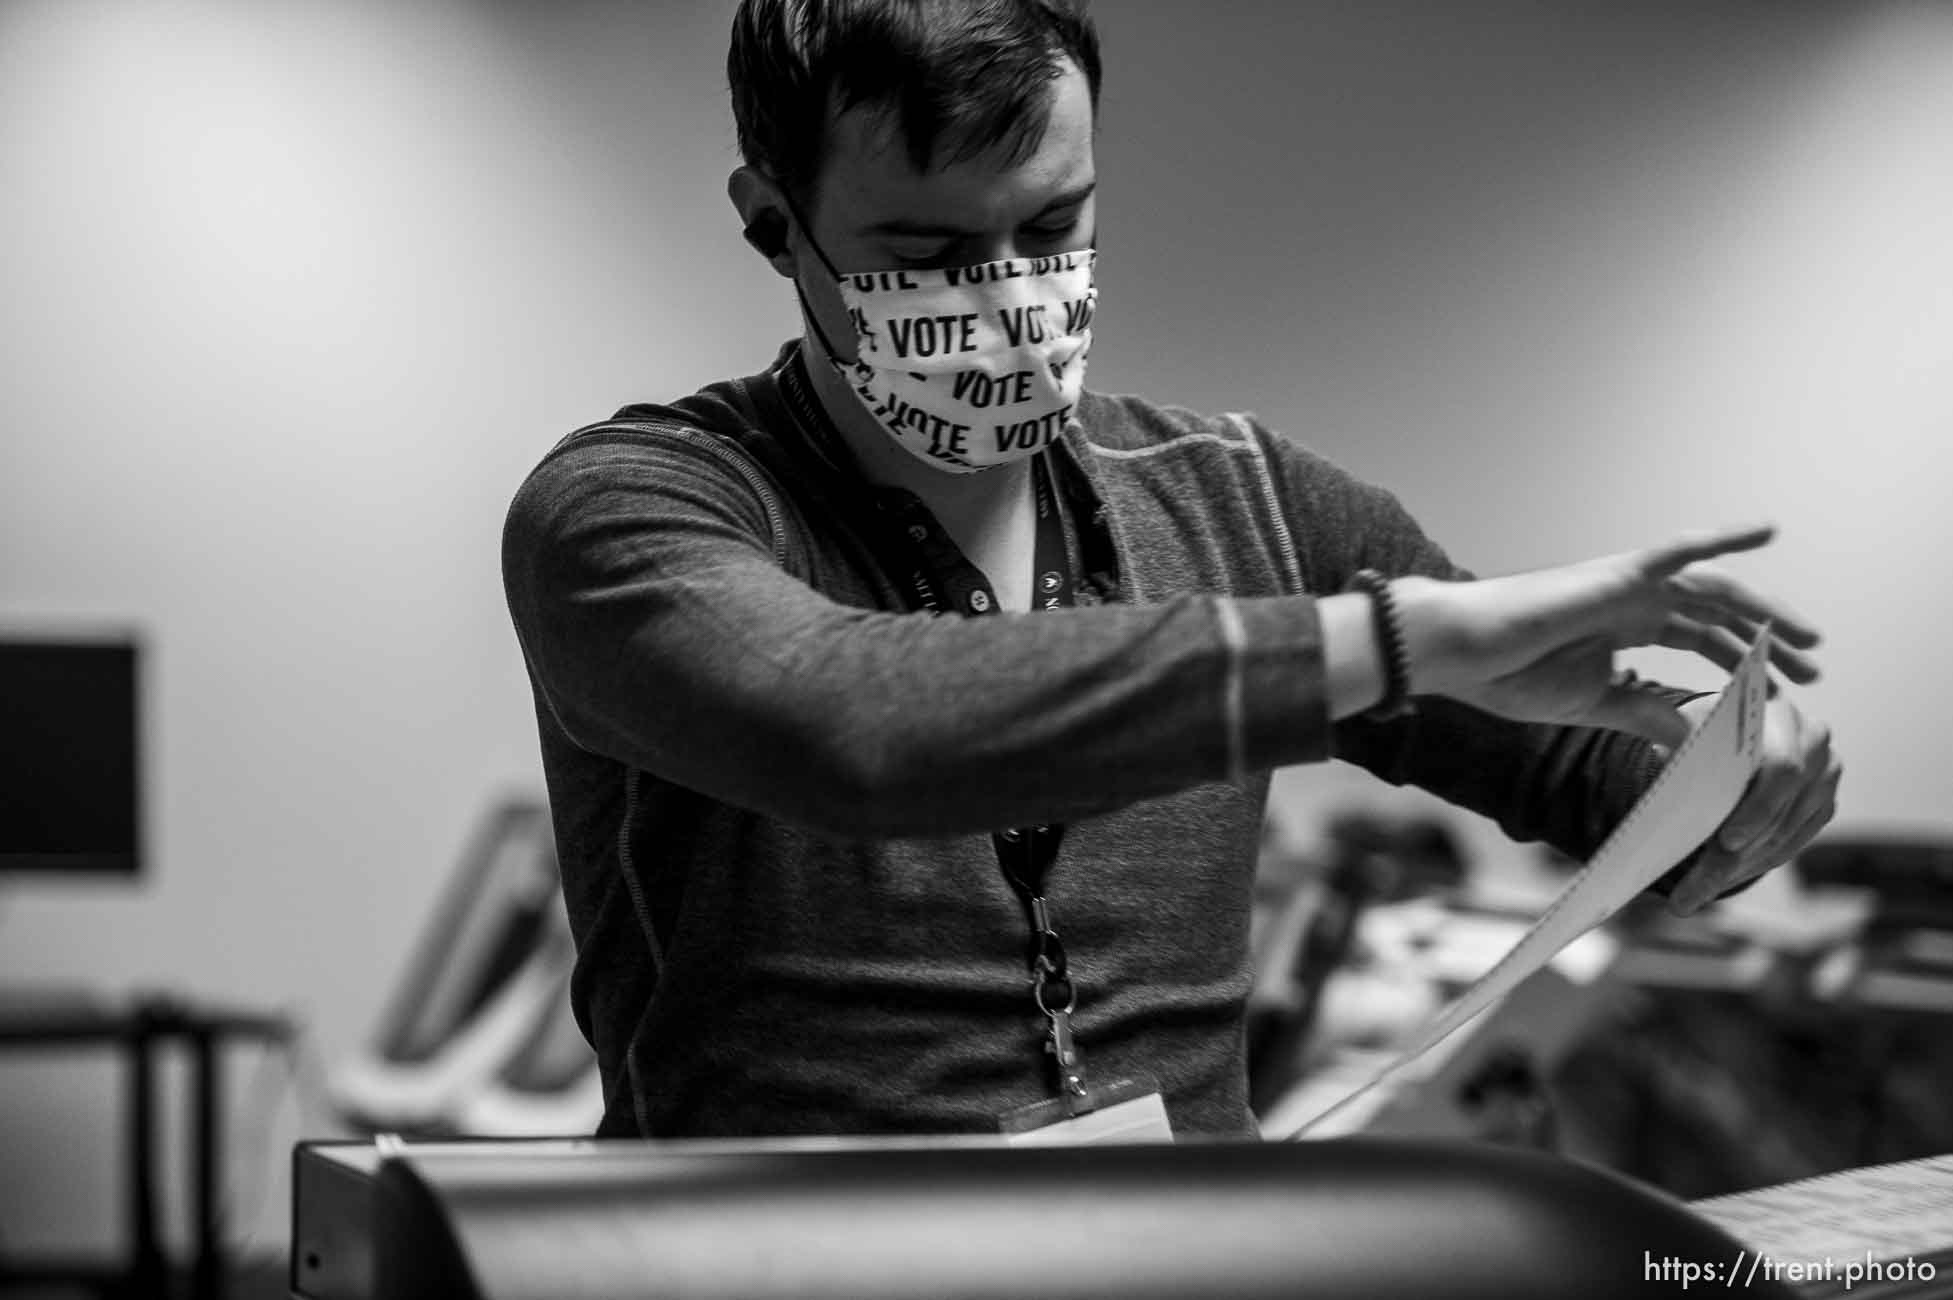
[1691,1153,1953,1268]
[1284,625,1773,1139]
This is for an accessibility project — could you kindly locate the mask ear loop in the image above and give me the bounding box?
[794,282,853,371]
[774,182,844,281]
[771,179,856,368]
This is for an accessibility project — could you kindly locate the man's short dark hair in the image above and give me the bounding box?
[729,0,1102,207]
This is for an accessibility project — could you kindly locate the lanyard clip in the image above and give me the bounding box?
[1045,1005,1088,1099]
[1036,959,1086,1100]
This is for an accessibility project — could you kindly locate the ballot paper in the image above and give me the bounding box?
[1284,625,1772,1139]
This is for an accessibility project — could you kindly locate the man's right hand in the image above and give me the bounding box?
[1392,523,1822,750]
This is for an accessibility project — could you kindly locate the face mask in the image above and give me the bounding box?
[790,209,1098,474]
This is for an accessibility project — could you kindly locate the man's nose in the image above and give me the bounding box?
[963,236,1023,266]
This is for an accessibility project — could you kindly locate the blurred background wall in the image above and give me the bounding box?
[1,0,1947,1264]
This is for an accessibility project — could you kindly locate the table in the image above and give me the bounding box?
[0,986,293,1299]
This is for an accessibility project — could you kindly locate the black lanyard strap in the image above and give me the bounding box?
[778,354,1090,1100]
[994,457,1088,1097]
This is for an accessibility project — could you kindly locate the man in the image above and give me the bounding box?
[501,0,1839,1141]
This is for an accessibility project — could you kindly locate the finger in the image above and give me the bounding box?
[1653,613,1752,676]
[1716,764,1805,856]
[1667,849,1740,915]
[1672,743,1836,913]
[1699,799,1839,916]
[1680,625,1819,690]
[1668,565,1822,649]
[1779,794,1841,872]
[1665,824,1763,913]
[1583,681,1691,750]
[1671,596,1823,683]
[1670,803,1801,915]
[1747,792,1839,885]
[1639,523,1776,579]
[1745,753,1842,871]
[1663,790,1771,917]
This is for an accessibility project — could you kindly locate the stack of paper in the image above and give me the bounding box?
[1691,1154,1953,1296]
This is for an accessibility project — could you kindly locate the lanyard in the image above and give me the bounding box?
[779,354,1091,1101]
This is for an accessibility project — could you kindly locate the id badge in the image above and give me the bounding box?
[999,1073,1175,1147]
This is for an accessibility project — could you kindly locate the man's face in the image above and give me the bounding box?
[792,57,1096,354]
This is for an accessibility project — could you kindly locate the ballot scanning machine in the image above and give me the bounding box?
[291,1133,1819,1300]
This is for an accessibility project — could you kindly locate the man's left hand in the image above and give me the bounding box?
[1664,690,1843,915]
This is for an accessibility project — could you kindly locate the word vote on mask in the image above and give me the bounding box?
[830,250,1096,474]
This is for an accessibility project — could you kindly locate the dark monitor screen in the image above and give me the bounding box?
[0,637,142,875]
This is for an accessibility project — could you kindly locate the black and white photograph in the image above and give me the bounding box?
[1,1,1949,1296]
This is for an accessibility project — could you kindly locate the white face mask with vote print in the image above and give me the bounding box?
[812,248,1098,474]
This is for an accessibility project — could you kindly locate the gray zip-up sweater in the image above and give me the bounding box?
[501,341,1691,1140]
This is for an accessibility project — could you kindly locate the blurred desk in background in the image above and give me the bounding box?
[0,986,292,1300]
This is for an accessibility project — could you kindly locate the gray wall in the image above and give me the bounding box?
[3,0,1948,1258]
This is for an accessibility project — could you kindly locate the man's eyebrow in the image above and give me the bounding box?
[864,181,1097,237]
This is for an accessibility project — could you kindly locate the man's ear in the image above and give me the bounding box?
[728,167,795,277]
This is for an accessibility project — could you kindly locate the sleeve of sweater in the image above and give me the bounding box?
[1241,412,1713,890]
[501,422,1344,840]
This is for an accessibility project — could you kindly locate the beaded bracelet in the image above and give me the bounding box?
[1344,568,1417,721]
